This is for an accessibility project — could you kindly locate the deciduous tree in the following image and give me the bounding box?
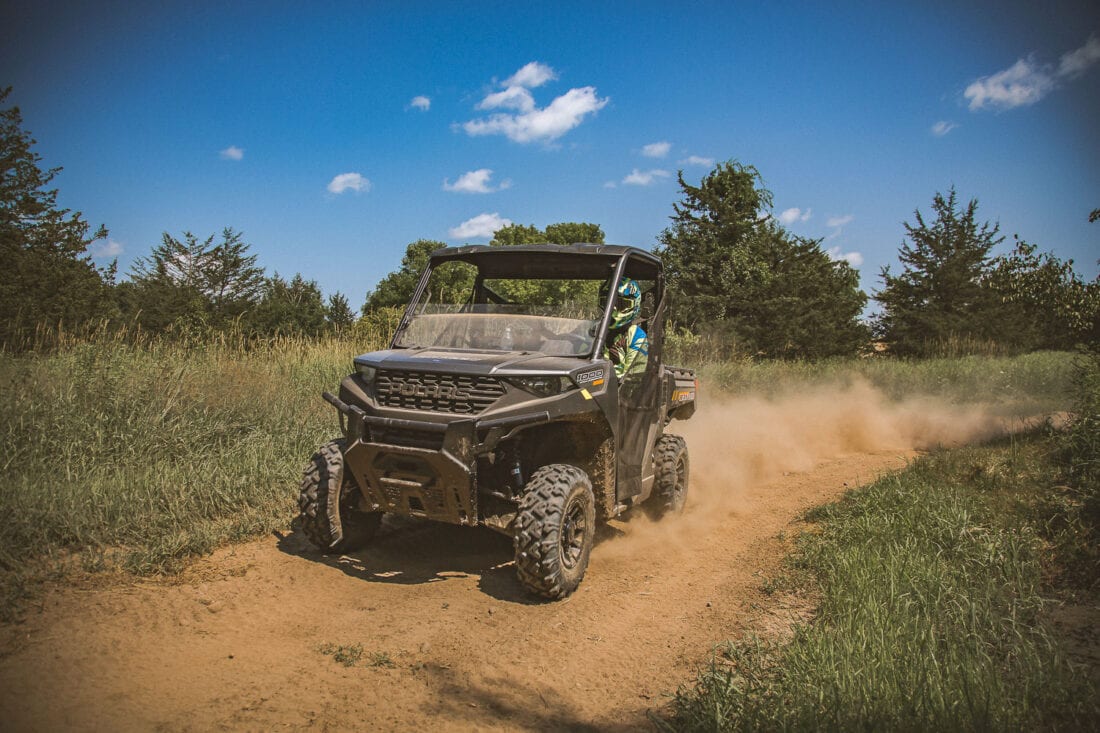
[364,223,607,313]
[986,237,1098,350]
[363,239,448,311]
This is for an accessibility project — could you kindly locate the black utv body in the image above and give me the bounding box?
[300,243,697,599]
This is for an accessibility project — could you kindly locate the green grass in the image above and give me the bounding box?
[666,422,1099,731]
[0,331,386,583]
[694,350,1076,413]
[0,333,1081,623]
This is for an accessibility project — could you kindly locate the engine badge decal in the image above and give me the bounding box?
[575,368,605,384]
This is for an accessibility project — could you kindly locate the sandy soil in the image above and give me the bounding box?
[0,383,1019,731]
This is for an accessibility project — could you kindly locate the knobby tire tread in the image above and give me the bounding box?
[513,464,595,600]
[299,438,380,553]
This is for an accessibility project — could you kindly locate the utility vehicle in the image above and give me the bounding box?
[300,244,697,599]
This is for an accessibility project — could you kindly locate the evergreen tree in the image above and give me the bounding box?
[248,273,327,335]
[874,188,1003,355]
[126,228,264,332]
[657,161,868,358]
[657,162,773,328]
[0,87,114,347]
[326,291,355,329]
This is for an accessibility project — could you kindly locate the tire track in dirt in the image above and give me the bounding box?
[0,383,1026,731]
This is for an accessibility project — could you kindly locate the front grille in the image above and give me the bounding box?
[370,427,445,451]
[375,370,505,414]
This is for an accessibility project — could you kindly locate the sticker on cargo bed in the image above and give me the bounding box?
[575,368,605,384]
[672,389,695,402]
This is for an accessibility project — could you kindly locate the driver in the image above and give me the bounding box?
[603,278,648,380]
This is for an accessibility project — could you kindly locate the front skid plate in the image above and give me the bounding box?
[343,439,478,526]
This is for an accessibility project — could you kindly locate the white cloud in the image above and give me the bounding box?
[964,36,1100,111]
[622,168,670,186]
[448,212,513,240]
[462,63,608,144]
[1058,35,1100,77]
[964,58,1055,110]
[503,61,557,89]
[680,155,715,167]
[409,95,431,111]
[90,239,124,259]
[443,168,511,194]
[826,245,863,267]
[931,120,957,136]
[603,181,617,189]
[778,207,812,225]
[477,85,536,113]
[220,145,244,161]
[642,141,671,158]
[327,172,371,194]
[826,214,854,228]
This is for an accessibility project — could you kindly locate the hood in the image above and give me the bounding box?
[354,348,585,376]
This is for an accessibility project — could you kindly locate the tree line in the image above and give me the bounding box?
[0,88,355,345]
[2,87,1096,356]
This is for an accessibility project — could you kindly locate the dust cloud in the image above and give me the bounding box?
[596,379,1040,558]
[682,379,1013,510]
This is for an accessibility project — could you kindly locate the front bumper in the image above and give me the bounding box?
[323,392,547,526]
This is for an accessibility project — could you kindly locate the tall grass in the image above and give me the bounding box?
[667,431,1098,731]
[695,351,1075,413]
[0,327,1080,617]
[0,330,387,579]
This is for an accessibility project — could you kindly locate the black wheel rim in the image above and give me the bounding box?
[560,495,588,569]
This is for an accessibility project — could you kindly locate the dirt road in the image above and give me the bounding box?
[0,384,1014,731]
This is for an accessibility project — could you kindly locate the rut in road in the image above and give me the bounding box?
[0,381,1024,731]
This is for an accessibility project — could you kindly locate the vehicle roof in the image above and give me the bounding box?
[429,243,662,280]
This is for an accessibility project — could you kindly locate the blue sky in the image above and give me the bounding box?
[2,0,1098,310]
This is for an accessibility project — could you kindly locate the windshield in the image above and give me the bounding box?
[394,266,607,356]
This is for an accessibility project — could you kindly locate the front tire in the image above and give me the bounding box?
[513,464,595,600]
[299,438,381,553]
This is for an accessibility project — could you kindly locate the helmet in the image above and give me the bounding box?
[609,278,641,329]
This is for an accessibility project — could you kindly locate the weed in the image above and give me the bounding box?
[367,651,397,669]
[318,642,364,668]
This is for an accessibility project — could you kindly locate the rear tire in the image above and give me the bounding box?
[299,438,381,553]
[513,464,595,600]
[649,434,689,519]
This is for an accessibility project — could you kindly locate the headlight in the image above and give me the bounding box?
[508,376,573,398]
[355,364,377,385]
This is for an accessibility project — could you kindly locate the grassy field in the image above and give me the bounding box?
[667,354,1100,731]
[2,333,1096,723]
[0,331,388,585]
[694,350,1077,412]
[0,335,1085,621]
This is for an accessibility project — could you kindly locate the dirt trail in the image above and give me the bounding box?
[0,384,1028,731]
